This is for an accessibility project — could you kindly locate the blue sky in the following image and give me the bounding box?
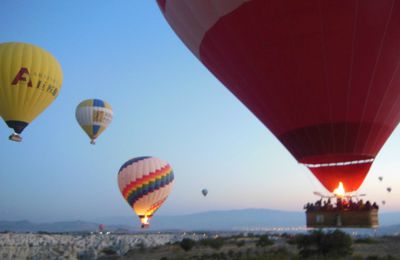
[0,1,399,223]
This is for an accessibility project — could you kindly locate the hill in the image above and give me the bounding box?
[2,208,400,233]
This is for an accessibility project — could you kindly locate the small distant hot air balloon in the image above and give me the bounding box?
[118,156,174,228]
[382,200,386,205]
[75,99,113,144]
[201,189,208,197]
[98,224,105,233]
[378,177,383,182]
[0,42,63,141]
[387,187,392,193]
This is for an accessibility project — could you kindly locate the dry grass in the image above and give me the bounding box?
[96,234,400,260]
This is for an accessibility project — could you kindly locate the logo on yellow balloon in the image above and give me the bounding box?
[12,67,33,87]
[11,67,59,97]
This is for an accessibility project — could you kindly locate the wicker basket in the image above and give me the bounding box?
[306,209,378,228]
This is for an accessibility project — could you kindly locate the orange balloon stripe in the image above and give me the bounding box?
[146,197,167,216]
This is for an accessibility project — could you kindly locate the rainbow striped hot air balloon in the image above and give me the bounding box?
[75,99,113,144]
[118,156,174,228]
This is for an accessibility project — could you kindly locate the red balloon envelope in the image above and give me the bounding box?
[158,0,400,192]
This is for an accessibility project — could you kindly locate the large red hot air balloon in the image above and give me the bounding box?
[158,0,400,192]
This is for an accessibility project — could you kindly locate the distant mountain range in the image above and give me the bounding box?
[1,208,400,234]
[96,208,304,231]
[0,220,102,233]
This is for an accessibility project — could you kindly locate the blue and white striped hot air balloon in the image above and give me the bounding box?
[75,99,113,144]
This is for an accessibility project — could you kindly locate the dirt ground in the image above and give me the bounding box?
[351,236,400,258]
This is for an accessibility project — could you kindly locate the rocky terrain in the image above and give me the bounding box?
[0,232,199,259]
[2,232,400,260]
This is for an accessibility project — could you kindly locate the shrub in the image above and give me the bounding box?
[137,241,146,252]
[210,252,225,259]
[236,240,245,247]
[286,235,297,245]
[208,238,225,250]
[256,234,274,247]
[322,229,353,257]
[180,238,196,251]
[271,246,289,255]
[296,229,352,258]
[37,231,50,234]
[246,248,252,256]
[354,237,377,244]
[101,247,117,255]
[200,238,225,250]
[296,232,319,258]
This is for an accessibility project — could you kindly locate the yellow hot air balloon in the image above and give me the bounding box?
[0,42,63,142]
[75,99,113,144]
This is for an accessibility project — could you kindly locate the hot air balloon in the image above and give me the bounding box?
[382,200,386,205]
[387,187,392,193]
[158,0,400,194]
[378,176,383,182]
[98,224,105,233]
[0,42,63,141]
[202,189,208,197]
[117,156,174,228]
[75,99,113,144]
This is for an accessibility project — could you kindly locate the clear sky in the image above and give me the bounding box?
[0,1,399,223]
